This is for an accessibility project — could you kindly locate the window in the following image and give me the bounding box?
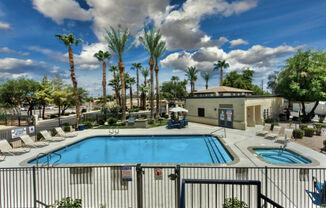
[263,109,270,119]
[198,108,205,117]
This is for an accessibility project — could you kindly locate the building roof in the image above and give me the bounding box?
[194,86,253,94]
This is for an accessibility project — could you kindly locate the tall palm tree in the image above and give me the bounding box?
[125,73,136,109]
[108,74,121,106]
[141,68,149,87]
[109,65,120,106]
[94,50,111,105]
[139,28,162,120]
[185,66,199,93]
[141,68,149,109]
[214,60,229,86]
[181,79,188,95]
[171,76,179,100]
[131,63,142,107]
[55,33,82,121]
[267,71,279,95]
[202,72,211,89]
[139,84,149,110]
[104,26,132,122]
[153,41,166,116]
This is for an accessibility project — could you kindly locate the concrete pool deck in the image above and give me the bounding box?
[1,122,326,168]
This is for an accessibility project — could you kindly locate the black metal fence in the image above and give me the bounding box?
[0,165,325,208]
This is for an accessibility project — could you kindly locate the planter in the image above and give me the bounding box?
[78,125,85,131]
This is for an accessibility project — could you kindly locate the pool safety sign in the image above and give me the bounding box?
[29,126,35,134]
[121,166,132,181]
[154,168,162,180]
[11,128,27,139]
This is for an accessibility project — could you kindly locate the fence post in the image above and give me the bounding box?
[175,165,181,208]
[33,166,37,208]
[265,166,268,208]
[136,164,143,208]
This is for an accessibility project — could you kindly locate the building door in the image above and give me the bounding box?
[219,109,233,128]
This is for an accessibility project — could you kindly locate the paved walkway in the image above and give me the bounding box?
[1,122,326,168]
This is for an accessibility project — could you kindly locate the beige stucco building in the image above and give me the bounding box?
[185,86,284,130]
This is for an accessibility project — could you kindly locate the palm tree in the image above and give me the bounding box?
[267,71,279,95]
[141,68,149,87]
[94,50,111,105]
[139,28,162,120]
[131,63,142,107]
[185,66,199,93]
[55,33,82,121]
[171,76,179,100]
[153,41,166,116]
[202,72,211,89]
[104,26,132,122]
[139,84,149,110]
[125,73,136,109]
[108,74,121,105]
[214,60,229,86]
[141,68,149,109]
[109,65,120,106]
[181,79,188,95]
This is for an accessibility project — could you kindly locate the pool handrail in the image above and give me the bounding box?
[210,127,226,138]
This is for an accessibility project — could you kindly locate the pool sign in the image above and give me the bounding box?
[11,128,27,139]
[226,110,232,122]
[154,168,162,180]
[121,166,132,181]
[220,110,225,120]
[29,126,35,134]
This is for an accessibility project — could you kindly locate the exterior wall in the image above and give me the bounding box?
[185,97,246,130]
[245,97,284,125]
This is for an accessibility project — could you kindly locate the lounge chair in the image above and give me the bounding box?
[276,128,293,144]
[40,130,65,142]
[0,139,30,155]
[313,177,326,204]
[256,123,272,136]
[264,126,281,140]
[20,134,49,148]
[0,151,6,161]
[55,127,77,138]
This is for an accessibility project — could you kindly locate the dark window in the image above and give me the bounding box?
[198,108,205,117]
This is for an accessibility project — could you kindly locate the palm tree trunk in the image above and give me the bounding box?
[42,104,46,119]
[118,60,126,122]
[149,57,154,120]
[206,81,208,89]
[155,64,160,116]
[102,60,106,105]
[68,45,80,122]
[137,69,139,107]
[130,86,133,109]
[220,67,223,86]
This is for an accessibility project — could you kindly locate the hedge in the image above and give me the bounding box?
[293,129,304,139]
[304,128,315,137]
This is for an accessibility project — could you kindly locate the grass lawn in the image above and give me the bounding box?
[94,119,168,129]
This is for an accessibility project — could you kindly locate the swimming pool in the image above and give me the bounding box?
[29,135,233,164]
[253,148,311,164]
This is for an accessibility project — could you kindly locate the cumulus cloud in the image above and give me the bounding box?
[0,57,48,74]
[230,38,249,47]
[32,0,92,24]
[162,44,301,75]
[0,21,10,30]
[0,47,29,56]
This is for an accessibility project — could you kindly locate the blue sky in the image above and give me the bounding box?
[0,0,325,96]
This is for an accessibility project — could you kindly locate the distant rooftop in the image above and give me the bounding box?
[194,86,253,94]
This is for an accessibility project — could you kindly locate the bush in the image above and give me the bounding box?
[293,129,304,139]
[135,114,140,119]
[83,121,93,129]
[63,126,71,132]
[50,114,57,119]
[98,119,105,125]
[264,118,275,123]
[148,120,154,125]
[223,198,248,208]
[299,124,308,130]
[53,197,82,208]
[64,122,70,127]
[50,128,56,136]
[304,128,315,137]
[81,109,87,113]
[141,114,147,119]
[107,117,118,126]
[36,132,42,141]
[323,140,326,147]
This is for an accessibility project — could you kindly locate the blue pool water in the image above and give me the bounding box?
[29,135,233,164]
[254,148,311,164]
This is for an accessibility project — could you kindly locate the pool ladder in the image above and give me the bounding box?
[109,129,119,135]
[35,152,62,168]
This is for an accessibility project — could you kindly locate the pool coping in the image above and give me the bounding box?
[247,146,320,167]
[20,134,240,167]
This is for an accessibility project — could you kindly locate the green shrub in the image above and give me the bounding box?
[304,128,315,137]
[323,140,326,147]
[107,117,117,126]
[299,124,308,130]
[52,197,82,208]
[50,114,57,119]
[98,119,105,125]
[51,128,56,136]
[141,114,147,119]
[293,129,304,139]
[223,198,248,208]
[148,120,154,125]
[264,118,274,123]
[63,126,71,132]
[36,132,42,141]
[64,122,70,127]
[83,121,93,129]
[81,109,87,113]
[135,114,140,119]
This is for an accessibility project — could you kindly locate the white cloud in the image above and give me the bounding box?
[0,47,29,56]
[0,57,48,74]
[230,38,249,47]
[0,21,10,30]
[32,0,92,24]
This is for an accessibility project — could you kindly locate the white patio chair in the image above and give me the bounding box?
[20,134,49,148]
[55,127,77,138]
[0,139,30,156]
[40,130,65,142]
